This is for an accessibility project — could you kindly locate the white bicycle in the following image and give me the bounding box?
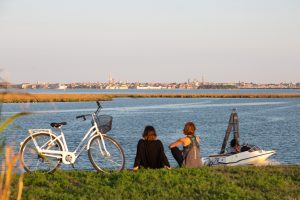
[19,101,125,173]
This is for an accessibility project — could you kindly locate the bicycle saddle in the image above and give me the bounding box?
[50,122,67,128]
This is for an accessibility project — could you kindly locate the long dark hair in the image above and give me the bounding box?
[142,126,157,141]
[230,138,238,147]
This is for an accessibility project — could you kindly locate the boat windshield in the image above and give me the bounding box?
[241,144,261,152]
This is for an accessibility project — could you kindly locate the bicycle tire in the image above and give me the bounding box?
[20,132,63,173]
[88,135,125,173]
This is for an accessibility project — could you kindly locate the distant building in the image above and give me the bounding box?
[49,83,67,90]
[136,85,162,90]
[0,82,11,88]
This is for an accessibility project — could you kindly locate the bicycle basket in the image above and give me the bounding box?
[93,115,113,133]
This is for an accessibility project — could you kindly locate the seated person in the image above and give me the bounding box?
[227,138,241,154]
[169,122,202,168]
[133,126,170,170]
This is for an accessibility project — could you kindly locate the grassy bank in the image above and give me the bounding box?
[11,166,300,200]
[1,92,300,103]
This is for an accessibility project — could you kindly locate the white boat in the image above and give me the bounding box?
[202,109,276,166]
[136,86,162,90]
[57,84,67,90]
[106,85,129,89]
[202,144,276,166]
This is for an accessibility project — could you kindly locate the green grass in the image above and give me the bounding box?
[11,166,300,200]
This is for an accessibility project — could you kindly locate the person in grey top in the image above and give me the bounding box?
[169,122,202,168]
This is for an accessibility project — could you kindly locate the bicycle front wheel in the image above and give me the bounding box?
[20,132,63,173]
[88,135,125,172]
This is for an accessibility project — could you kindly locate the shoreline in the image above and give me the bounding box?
[1,92,300,103]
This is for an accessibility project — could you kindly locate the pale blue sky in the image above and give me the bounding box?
[0,0,299,83]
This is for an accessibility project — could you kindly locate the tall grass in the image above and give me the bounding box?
[0,146,23,200]
[0,112,31,200]
[1,92,300,103]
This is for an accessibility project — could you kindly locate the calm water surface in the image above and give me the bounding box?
[2,98,300,170]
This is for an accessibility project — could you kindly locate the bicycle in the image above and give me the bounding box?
[19,101,125,173]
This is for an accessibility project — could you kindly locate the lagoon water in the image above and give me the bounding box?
[2,97,300,170]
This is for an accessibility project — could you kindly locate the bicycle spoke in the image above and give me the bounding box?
[88,135,125,172]
[28,145,38,154]
[21,133,62,173]
[34,159,42,171]
[40,139,52,149]
[105,158,122,166]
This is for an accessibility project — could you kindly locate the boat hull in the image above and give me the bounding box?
[202,150,276,166]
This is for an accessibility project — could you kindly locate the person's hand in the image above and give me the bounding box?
[133,166,139,171]
[235,145,241,153]
[165,166,171,170]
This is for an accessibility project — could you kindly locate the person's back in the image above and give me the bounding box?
[182,136,202,167]
[134,139,169,169]
[133,126,170,170]
[169,122,202,168]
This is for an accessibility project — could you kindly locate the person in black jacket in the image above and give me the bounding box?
[133,126,170,170]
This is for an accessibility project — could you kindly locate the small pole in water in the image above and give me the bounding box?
[220,109,240,154]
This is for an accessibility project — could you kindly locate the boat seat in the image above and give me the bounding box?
[50,122,67,128]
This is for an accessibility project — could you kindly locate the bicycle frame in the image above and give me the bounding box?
[28,113,110,165]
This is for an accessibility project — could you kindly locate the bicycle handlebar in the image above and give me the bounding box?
[76,101,102,120]
[76,114,92,120]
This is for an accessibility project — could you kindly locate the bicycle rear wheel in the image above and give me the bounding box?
[88,135,125,172]
[20,133,63,173]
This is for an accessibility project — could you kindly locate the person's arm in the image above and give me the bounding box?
[133,140,144,170]
[169,138,184,149]
[158,140,170,168]
[196,136,200,145]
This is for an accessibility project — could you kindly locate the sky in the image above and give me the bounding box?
[0,0,299,84]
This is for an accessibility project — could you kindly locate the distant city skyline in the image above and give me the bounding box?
[1,0,299,84]
[10,80,300,90]
[6,76,300,85]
